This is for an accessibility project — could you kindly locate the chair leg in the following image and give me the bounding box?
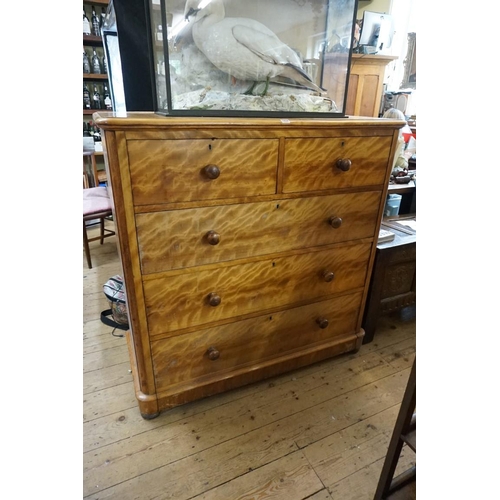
[100,216,105,244]
[83,221,92,269]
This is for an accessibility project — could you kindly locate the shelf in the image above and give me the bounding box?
[388,180,415,194]
[83,109,108,115]
[83,0,110,145]
[83,0,108,6]
[83,35,103,46]
[83,73,108,81]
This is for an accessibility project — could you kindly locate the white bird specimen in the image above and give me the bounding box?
[183,0,324,96]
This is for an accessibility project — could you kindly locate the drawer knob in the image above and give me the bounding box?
[336,158,351,172]
[208,292,221,307]
[204,164,220,179]
[206,230,220,245]
[316,317,329,329]
[322,270,335,282]
[329,216,343,229]
[207,346,220,360]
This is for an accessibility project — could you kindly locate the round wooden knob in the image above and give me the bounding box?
[316,317,329,329]
[206,230,220,245]
[329,217,343,229]
[322,270,335,282]
[336,158,351,172]
[207,292,221,307]
[207,346,220,360]
[204,164,220,179]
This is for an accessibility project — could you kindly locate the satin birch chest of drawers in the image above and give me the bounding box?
[94,112,403,419]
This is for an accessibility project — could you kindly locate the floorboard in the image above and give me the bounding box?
[83,226,416,499]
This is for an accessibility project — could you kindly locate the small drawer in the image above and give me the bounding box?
[151,292,363,392]
[136,191,381,274]
[127,138,278,205]
[282,136,392,193]
[143,242,371,335]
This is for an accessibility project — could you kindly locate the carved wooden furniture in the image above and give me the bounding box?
[362,216,416,344]
[93,112,404,418]
[323,54,398,117]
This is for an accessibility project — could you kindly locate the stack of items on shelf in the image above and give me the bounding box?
[83,3,112,112]
[83,121,103,152]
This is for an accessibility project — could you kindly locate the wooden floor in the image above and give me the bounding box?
[83,223,416,500]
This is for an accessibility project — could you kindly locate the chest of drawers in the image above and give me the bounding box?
[94,112,403,419]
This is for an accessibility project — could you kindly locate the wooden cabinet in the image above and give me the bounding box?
[94,112,404,418]
[324,53,398,117]
[362,216,416,344]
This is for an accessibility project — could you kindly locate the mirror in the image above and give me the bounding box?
[400,32,416,89]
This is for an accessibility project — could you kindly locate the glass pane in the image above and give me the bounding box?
[151,0,357,116]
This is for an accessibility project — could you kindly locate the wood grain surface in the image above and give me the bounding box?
[143,243,371,336]
[127,138,278,205]
[136,191,381,274]
[83,228,415,499]
[283,136,392,192]
[151,293,362,391]
[93,113,402,418]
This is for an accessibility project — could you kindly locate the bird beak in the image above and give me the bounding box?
[185,7,200,21]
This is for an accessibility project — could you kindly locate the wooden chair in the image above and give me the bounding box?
[373,358,416,499]
[83,150,99,188]
[83,186,115,269]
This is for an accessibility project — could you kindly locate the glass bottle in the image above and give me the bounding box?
[99,6,106,36]
[103,83,112,110]
[91,48,101,74]
[93,125,101,143]
[83,48,91,73]
[91,6,100,36]
[83,122,91,137]
[102,53,108,74]
[83,84,91,109]
[83,8,91,35]
[93,85,102,109]
[156,24,163,42]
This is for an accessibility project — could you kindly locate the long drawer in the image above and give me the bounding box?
[143,242,371,336]
[127,138,279,205]
[283,136,392,193]
[151,292,362,392]
[136,191,381,274]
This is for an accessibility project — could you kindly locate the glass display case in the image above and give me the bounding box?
[102,0,156,113]
[147,0,359,117]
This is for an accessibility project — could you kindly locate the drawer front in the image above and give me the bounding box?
[127,139,278,205]
[283,136,392,193]
[151,292,362,391]
[136,191,381,274]
[143,242,371,335]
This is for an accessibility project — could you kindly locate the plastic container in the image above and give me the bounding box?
[384,194,402,217]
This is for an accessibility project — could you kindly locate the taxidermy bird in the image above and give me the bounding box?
[183,0,324,96]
